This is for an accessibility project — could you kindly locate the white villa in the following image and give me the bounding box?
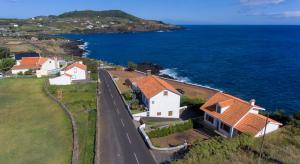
[129,71,183,118]
[12,57,59,77]
[49,61,87,85]
[200,92,282,138]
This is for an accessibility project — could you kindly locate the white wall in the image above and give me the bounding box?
[49,75,72,85]
[39,59,58,76]
[255,123,280,137]
[12,69,28,74]
[148,90,180,118]
[65,66,86,80]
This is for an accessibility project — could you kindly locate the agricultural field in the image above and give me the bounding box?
[0,78,72,163]
[48,82,97,164]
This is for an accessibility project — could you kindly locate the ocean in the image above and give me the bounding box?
[60,25,300,113]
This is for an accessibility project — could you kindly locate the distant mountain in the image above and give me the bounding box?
[0,10,181,36]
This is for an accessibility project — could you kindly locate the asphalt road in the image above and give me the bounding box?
[98,69,156,164]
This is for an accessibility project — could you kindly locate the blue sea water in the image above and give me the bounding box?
[61,25,300,113]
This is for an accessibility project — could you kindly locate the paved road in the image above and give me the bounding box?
[98,69,156,164]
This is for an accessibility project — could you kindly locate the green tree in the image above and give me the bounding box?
[0,47,10,59]
[0,58,15,72]
[127,61,137,71]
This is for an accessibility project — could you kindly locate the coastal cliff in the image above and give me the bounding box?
[0,10,181,36]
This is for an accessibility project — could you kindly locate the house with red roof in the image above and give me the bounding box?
[49,61,87,85]
[129,71,183,118]
[11,57,59,77]
[200,92,282,138]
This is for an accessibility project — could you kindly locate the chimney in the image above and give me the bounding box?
[146,70,151,76]
[78,61,83,64]
[250,99,256,106]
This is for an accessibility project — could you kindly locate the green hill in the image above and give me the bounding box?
[0,10,181,36]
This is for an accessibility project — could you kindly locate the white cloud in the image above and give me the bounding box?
[283,11,300,17]
[240,0,285,5]
[249,11,300,17]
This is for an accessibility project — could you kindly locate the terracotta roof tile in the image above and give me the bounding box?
[12,57,49,70]
[65,62,87,71]
[130,75,180,99]
[235,113,282,135]
[200,92,258,126]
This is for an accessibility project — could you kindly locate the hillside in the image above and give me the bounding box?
[0,10,181,36]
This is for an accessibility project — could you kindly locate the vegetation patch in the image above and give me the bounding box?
[0,78,72,163]
[147,119,193,138]
[175,112,300,163]
[48,83,97,164]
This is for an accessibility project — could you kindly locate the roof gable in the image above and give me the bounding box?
[65,62,87,71]
[132,75,180,99]
[200,92,256,126]
[235,113,282,135]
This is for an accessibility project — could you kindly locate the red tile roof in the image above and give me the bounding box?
[65,62,87,71]
[130,75,180,99]
[235,113,282,135]
[200,92,261,126]
[12,57,48,70]
[200,92,282,135]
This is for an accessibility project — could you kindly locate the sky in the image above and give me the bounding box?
[0,0,300,25]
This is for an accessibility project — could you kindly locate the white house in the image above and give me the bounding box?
[200,92,282,138]
[11,57,59,77]
[49,61,87,85]
[129,72,182,118]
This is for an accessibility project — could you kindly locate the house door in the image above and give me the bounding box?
[216,120,220,130]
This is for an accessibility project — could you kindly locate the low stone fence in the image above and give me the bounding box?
[43,81,79,164]
[138,124,188,151]
[107,70,133,119]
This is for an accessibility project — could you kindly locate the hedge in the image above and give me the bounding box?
[147,119,193,138]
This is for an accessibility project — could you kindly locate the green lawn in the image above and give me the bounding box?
[0,78,72,164]
[48,83,97,164]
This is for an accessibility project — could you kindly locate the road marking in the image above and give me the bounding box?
[113,101,116,106]
[116,108,120,115]
[126,133,131,144]
[120,119,125,127]
[134,153,140,164]
[111,93,113,98]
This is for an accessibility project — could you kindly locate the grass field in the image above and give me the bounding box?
[48,83,97,164]
[0,78,72,163]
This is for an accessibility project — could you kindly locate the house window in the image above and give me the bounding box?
[74,67,77,73]
[206,114,214,124]
[220,122,231,133]
[163,91,168,96]
[152,101,155,104]
[216,105,221,113]
[157,112,161,116]
[168,111,173,116]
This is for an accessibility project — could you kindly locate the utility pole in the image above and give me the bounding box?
[258,113,269,164]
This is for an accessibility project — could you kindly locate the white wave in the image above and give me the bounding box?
[159,68,191,83]
[78,41,90,57]
[159,68,222,92]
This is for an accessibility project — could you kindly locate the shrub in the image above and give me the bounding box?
[127,61,137,71]
[175,133,254,163]
[122,90,133,101]
[24,69,33,75]
[147,119,193,138]
[181,96,205,107]
[17,71,23,76]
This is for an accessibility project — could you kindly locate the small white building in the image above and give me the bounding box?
[49,61,87,85]
[129,72,182,118]
[200,92,282,138]
[11,57,59,77]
